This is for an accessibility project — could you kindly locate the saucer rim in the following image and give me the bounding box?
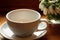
[0,22,47,39]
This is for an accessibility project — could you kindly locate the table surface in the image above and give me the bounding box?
[0,14,60,40]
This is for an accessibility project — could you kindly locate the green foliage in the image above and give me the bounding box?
[42,0,60,8]
[40,0,60,20]
[44,0,48,2]
[43,2,52,8]
[47,13,60,20]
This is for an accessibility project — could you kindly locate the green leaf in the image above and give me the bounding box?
[47,14,60,20]
[44,0,48,2]
[43,2,51,8]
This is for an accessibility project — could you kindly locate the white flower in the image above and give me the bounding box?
[39,0,60,15]
[39,0,45,11]
[43,8,48,15]
[49,0,58,3]
[49,5,54,14]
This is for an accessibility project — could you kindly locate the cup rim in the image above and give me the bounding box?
[6,9,41,23]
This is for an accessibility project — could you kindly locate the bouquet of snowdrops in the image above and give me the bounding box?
[39,0,60,21]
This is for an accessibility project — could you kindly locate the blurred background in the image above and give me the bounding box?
[0,0,42,15]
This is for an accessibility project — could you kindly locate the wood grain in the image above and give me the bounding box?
[0,15,6,26]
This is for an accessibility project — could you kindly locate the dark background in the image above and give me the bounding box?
[0,0,42,15]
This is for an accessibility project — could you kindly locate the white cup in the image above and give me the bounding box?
[6,9,45,37]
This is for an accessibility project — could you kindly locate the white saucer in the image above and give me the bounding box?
[0,22,47,40]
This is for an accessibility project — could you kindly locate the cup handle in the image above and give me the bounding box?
[37,18,47,31]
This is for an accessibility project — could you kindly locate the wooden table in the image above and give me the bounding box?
[0,14,60,40]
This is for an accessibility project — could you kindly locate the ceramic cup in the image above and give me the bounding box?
[6,9,46,37]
